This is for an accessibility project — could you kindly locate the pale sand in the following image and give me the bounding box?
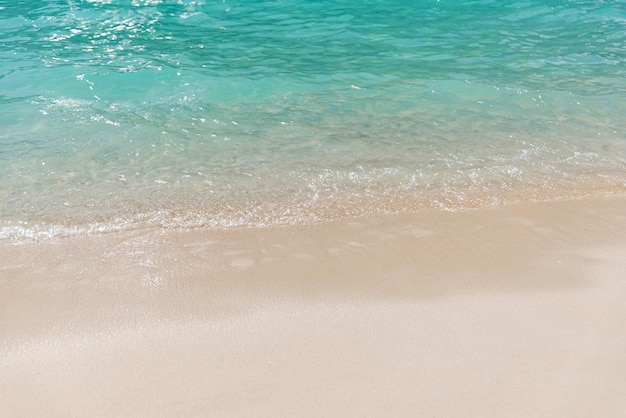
[1,196,626,417]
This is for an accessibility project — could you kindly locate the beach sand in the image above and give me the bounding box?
[1,196,625,417]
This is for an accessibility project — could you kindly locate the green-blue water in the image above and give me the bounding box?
[1,0,625,239]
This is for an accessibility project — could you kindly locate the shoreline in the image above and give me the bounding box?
[3,185,626,240]
[2,195,626,417]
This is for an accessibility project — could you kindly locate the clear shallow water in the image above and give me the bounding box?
[1,0,626,239]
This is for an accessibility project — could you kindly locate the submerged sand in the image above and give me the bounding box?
[1,196,626,417]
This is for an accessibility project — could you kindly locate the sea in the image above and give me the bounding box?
[1,0,625,240]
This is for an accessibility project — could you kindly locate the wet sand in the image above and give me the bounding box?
[1,196,626,417]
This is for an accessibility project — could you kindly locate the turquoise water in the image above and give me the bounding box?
[1,0,626,239]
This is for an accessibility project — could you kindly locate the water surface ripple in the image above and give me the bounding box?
[1,0,625,238]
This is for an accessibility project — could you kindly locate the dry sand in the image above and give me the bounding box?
[1,196,626,417]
